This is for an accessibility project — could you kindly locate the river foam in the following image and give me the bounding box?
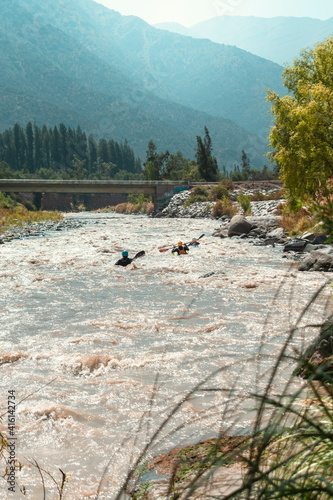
[0,212,331,498]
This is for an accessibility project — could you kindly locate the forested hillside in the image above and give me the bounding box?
[0,0,285,169]
[13,0,284,135]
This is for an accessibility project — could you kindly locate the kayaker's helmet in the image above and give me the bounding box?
[178,241,182,246]
[122,250,128,257]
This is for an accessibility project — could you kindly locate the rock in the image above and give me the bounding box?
[266,227,285,240]
[213,228,229,238]
[256,238,276,246]
[294,315,333,380]
[303,243,331,253]
[312,234,329,245]
[299,250,333,272]
[248,228,265,237]
[301,231,317,241]
[228,215,253,237]
[283,239,308,252]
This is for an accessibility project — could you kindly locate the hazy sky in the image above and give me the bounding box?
[95,0,333,26]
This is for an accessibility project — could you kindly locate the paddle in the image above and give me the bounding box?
[199,270,225,278]
[159,234,205,253]
[133,250,145,260]
[200,271,215,279]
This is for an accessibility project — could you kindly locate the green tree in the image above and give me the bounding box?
[34,124,43,173]
[195,127,218,181]
[59,123,68,170]
[163,151,193,180]
[241,150,251,179]
[26,122,34,173]
[13,123,22,170]
[267,36,333,200]
[98,138,109,164]
[51,125,61,165]
[143,140,169,180]
[0,161,15,178]
[88,134,98,173]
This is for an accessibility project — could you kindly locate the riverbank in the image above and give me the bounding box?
[0,217,85,244]
[0,192,64,240]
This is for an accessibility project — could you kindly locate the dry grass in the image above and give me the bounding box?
[0,206,62,234]
[111,201,154,215]
[279,203,316,236]
[212,198,238,218]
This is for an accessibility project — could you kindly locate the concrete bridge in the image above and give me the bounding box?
[0,179,190,209]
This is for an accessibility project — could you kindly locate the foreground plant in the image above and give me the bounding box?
[115,283,333,500]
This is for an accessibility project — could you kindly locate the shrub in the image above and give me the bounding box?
[23,200,37,211]
[212,197,238,218]
[237,191,252,214]
[219,179,234,190]
[251,189,286,201]
[279,201,315,235]
[0,192,15,209]
[125,203,136,214]
[250,190,266,201]
[208,185,230,201]
[114,203,127,214]
[143,201,154,215]
[192,186,209,197]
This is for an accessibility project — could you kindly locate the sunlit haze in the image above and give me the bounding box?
[95,0,333,27]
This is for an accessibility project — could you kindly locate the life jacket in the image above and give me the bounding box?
[178,248,186,255]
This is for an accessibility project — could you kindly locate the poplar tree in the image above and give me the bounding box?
[26,122,34,173]
[268,36,333,200]
[195,127,218,181]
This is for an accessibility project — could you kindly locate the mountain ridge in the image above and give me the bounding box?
[0,0,285,168]
[154,15,333,66]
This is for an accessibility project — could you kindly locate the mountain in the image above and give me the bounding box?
[0,0,286,168]
[155,16,333,66]
[16,0,284,135]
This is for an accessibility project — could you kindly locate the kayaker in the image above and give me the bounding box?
[115,250,133,267]
[172,241,189,255]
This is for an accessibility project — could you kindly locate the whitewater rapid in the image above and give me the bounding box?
[0,213,331,499]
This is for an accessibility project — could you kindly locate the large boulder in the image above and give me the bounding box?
[299,250,333,272]
[294,315,333,381]
[228,215,253,237]
[283,239,308,252]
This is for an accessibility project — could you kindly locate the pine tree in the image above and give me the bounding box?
[51,126,61,165]
[42,125,51,169]
[241,150,251,179]
[59,123,68,170]
[195,127,218,181]
[98,138,109,164]
[26,122,34,173]
[88,134,97,173]
[34,124,43,173]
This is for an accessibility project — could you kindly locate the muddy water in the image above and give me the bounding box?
[0,213,331,499]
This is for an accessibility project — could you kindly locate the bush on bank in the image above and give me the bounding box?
[0,192,62,233]
[103,193,155,215]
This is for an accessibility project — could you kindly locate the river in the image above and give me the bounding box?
[0,213,331,499]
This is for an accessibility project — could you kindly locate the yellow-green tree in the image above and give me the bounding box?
[267,36,333,201]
